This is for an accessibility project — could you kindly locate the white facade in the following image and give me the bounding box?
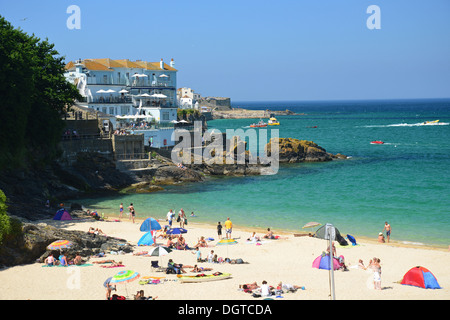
[177,87,201,109]
[65,58,178,147]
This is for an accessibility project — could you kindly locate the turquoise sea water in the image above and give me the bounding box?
[77,99,450,248]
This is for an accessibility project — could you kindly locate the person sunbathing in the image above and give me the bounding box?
[88,227,105,237]
[239,282,259,291]
[247,232,261,242]
[195,236,208,248]
[277,282,305,292]
[263,228,275,239]
[92,259,117,264]
[73,253,86,265]
[133,251,148,256]
[190,265,213,273]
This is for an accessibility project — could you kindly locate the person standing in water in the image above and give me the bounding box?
[128,203,136,224]
[382,222,391,243]
[119,203,124,220]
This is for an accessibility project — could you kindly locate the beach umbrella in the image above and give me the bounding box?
[148,246,172,257]
[109,270,140,298]
[103,277,113,288]
[148,245,172,265]
[110,270,140,284]
[302,221,322,229]
[140,93,151,97]
[313,223,337,300]
[216,239,237,246]
[216,238,237,257]
[96,89,107,93]
[47,240,73,251]
[166,227,187,235]
[119,89,129,93]
[105,89,116,93]
[140,217,162,232]
[178,120,189,124]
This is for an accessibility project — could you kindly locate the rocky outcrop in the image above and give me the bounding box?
[0,153,136,221]
[266,138,347,163]
[212,108,297,119]
[0,213,134,267]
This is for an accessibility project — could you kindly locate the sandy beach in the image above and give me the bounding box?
[0,217,449,300]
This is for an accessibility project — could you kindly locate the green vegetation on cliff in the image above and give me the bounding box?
[0,16,81,170]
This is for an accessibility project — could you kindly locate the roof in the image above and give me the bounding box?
[65,58,177,72]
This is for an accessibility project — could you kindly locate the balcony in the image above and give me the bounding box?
[85,77,175,88]
[78,96,132,104]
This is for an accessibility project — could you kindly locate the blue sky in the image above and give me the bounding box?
[1,0,449,101]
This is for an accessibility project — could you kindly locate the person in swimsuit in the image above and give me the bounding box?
[368,258,382,290]
[128,203,136,224]
[383,222,391,243]
[119,203,124,220]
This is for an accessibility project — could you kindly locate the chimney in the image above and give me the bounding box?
[170,58,175,68]
[160,58,164,70]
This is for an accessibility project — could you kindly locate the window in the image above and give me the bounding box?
[103,75,107,84]
[162,111,169,121]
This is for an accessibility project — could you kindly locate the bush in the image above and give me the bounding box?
[0,189,11,245]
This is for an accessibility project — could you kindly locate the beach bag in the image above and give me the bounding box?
[184,218,188,225]
[236,258,244,264]
[177,216,181,222]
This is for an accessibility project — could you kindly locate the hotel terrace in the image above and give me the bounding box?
[64,58,178,148]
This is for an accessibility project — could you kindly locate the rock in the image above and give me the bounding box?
[266,138,341,163]
[0,221,134,267]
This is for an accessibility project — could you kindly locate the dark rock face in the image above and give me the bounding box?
[0,215,134,267]
[266,138,344,163]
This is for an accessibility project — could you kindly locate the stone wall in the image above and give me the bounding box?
[198,97,231,110]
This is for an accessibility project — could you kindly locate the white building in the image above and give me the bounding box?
[64,58,178,148]
[177,87,201,109]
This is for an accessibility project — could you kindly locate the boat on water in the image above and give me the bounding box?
[370,141,384,144]
[250,120,267,128]
[268,117,280,126]
[423,120,439,125]
[177,272,231,283]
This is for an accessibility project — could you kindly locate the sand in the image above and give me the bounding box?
[0,217,449,300]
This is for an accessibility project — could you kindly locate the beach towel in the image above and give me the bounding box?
[42,264,93,267]
[101,264,125,268]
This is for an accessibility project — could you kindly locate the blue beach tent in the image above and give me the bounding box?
[53,209,72,220]
[401,266,441,289]
[137,231,155,246]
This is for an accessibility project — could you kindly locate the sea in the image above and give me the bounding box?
[75,99,450,249]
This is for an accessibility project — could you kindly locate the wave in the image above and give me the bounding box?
[362,122,449,128]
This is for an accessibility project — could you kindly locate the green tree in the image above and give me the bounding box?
[0,16,81,169]
[0,189,11,245]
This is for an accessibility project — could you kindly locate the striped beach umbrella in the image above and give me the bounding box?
[216,239,237,246]
[47,240,73,250]
[110,270,140,284]
[216,239,237,257]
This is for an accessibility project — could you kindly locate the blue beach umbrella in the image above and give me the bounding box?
[166,227,187,235]
[140,217,162,232]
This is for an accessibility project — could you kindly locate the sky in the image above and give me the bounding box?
[1,0,449,101]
